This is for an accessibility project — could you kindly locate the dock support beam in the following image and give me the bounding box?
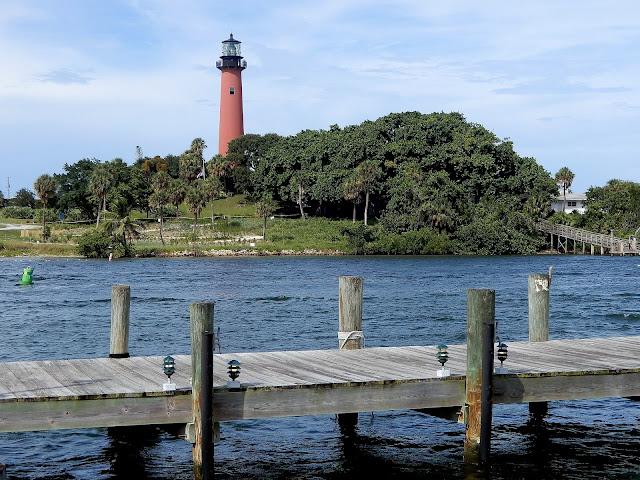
[338,276,363,431]
[528,273,550,417]
[464,289,495,465]
[0,463,6,480]
[110,285,130,358]
[190,302,214,480]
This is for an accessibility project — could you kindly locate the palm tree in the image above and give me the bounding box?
[191,137,208,179]
[185,181,207,227]
[89,164,114,229]
[179,152,202,183]
[150,171,171,245]
[354,160,382,226]
[101,215,143,256]
[149,190,169,245]
[203,176,224,230]
[116,216,143,255]
[151,171,171,193]
[207,154,232,190]
[33,174,57,237]
[555,167,575,212]
[291,172,308,220]
[255,196,277,240]
[168,178,187,218]
[342,177,362,223]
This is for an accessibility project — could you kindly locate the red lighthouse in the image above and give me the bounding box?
[216,34,247,156]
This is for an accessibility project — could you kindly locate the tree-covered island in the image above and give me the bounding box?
[1,111,637,258]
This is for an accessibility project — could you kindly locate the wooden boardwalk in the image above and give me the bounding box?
[536,219,639,254]
[2,336,640,433]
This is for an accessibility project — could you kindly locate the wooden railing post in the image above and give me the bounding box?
[190,302,214,480]
[338,276,363,430]
[110,285,130,358]
[464,289,495,465]
[528,273,550,417]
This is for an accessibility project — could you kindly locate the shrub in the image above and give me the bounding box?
[32,209,60,223]
[76,230,123,258]
[63,208,84,222]
[340,223,373,254]
[372,228,451,254]
[2,206,35,219]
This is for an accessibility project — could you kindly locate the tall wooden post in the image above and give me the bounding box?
[190,302,214,480]
[0,463,6,480]
[464,289,495,465]
[338,276,363,430]
[201,331,214,480]
[528,274,549,342]
[110,285,130,358]
[528,273,550,417]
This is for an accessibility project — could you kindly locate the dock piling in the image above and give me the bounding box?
[464,289,495,465]
[190,302,214,480]
[528,273,550,417]
[109,285,130,358]
[0,463,5,480]
[201,331,214,480]
[528,274,550,342]
[338,276,363,430]
[338,276,363,350]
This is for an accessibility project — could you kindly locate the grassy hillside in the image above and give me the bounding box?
[0,195,354,257]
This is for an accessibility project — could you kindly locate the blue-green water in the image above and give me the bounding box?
[1,255,639,479]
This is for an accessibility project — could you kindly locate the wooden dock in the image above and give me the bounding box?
[2,336,640,433]
[3,276,639,477]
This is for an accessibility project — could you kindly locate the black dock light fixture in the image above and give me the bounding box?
[227,359,241,389]
[163,355,176,391]
[496,342,509,374]
[436,343,451,377]
[494,321,509,374]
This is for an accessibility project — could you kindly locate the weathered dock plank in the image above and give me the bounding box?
[1,337,639,433]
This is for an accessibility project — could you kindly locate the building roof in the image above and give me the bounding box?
[554,192,587,201]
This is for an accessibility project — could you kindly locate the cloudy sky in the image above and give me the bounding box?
[1,0,639,196]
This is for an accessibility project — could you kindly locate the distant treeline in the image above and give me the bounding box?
[6,110,637,254]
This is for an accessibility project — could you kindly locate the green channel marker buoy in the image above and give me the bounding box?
[17,267,34,285]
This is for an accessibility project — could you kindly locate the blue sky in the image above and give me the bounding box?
[1,0,639,197]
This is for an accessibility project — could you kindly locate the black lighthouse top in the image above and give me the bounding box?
[217,33,247,70]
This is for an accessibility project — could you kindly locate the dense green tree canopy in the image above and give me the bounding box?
[13,188,37,208]
[580,179,640,235]
[235,111,557,253]
[55,159,100,219]
[26,111,564,255]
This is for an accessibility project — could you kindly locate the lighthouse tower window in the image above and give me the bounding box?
[229,87,235,95]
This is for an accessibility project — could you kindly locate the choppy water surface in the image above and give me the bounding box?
[1,255,639,479]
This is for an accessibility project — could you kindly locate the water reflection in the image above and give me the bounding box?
[103,426,161,479]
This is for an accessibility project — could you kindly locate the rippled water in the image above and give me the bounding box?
[1,255,639,479]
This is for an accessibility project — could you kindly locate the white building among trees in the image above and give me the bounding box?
[551,190,587,214]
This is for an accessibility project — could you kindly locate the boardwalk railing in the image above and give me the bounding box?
[536,219,638,254]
